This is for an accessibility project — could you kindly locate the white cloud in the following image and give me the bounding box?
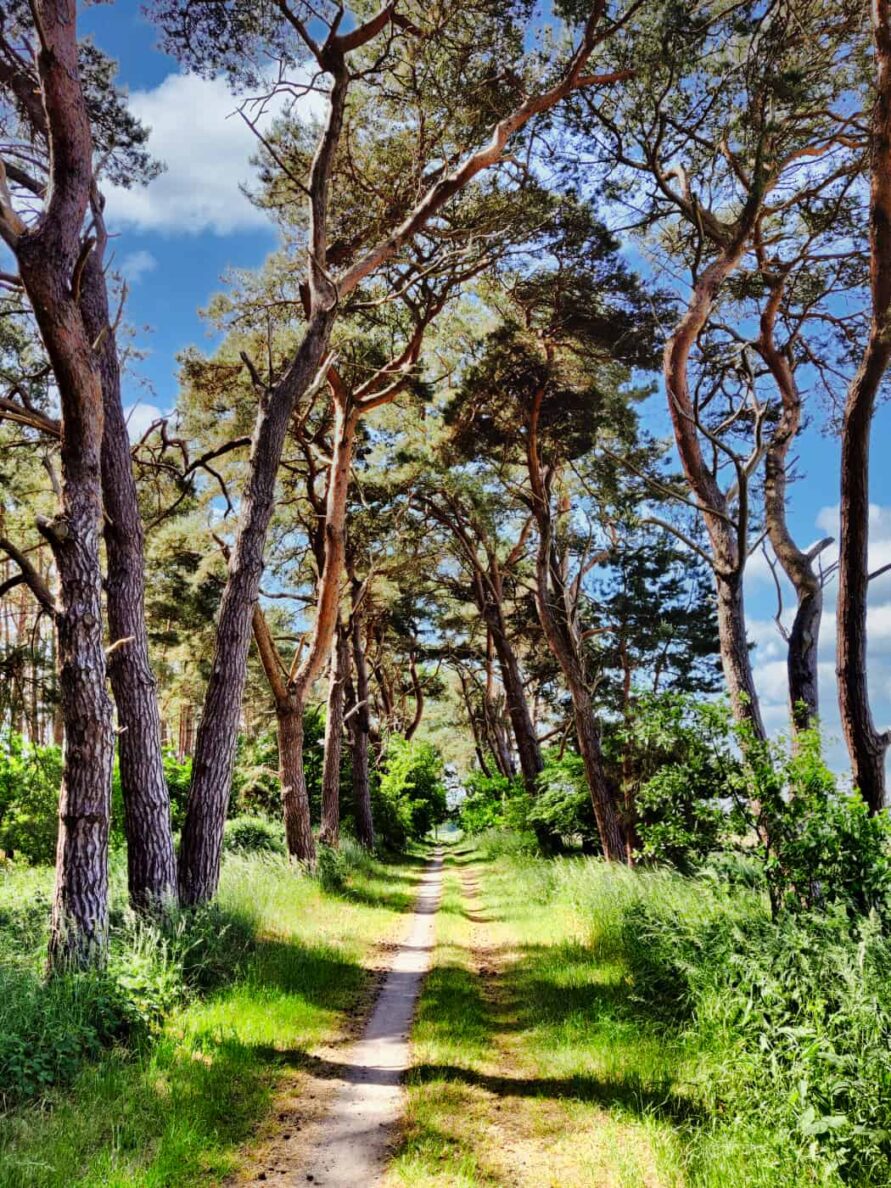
[124,401,166,441]
[747,616,786,662]
[104,73,319,236]
[119,249,158,284]
[751,659,791,704]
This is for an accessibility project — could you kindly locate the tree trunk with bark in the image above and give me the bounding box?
[0,0,117,969]
[484,604,542,791]
[178,310,338,902]
[714,567,766,742]
[320,623,348,847]
[404,650,424,741]
[531,534,626,858]
[80,250,177,910]
[757,279,829,734]
[276,698,315,860]
[836,0,891,812]
[347,582,375,849]
[525,394,627,860]
[663,222,767,743]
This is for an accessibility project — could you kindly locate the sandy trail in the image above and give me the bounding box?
[267,848,443,1187]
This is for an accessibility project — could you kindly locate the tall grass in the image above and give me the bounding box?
[0,842,422,1186]
[499,848,891,1184]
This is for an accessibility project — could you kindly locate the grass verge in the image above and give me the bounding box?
[0,844,425,1187]
[387,843,884,1187]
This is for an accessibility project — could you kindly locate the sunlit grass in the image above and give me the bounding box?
[0,848,424,1187]
[387,845,829,1188]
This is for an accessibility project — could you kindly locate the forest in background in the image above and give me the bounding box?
[3,0,891,1183]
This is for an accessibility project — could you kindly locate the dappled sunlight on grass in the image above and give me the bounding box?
[386,848,696,1187]
[0,849,419,1188]
[390,845,853,1188]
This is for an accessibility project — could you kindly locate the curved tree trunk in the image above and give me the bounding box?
[485,606,542,791]
[532,539,626,858]
[757,284,828,734]
[836,0,891,813]
[80,251,177,910]
[4,0,116,970]
[178,310,337,903]
[320,623,348,847]
[279,404,356,863]
[277,698,315,859]
[663,222,766,744]
[714,568,766,742]
[525,391,626,860]
[404,650,424,741]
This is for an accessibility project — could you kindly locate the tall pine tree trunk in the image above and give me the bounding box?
[836,0,891,811]
[662,209,767,746]
[757,284,828,734]
[4,0,116,969]
[526,395,626,860]
[714,567,766,742]
[485,607,542,792]
[17,270,115,970]
[178,312,337,903]
[80,251,177,910]
[347,584,375,849]
[277,697,316,860]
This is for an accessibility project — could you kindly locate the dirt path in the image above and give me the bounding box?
[383,855,674,1188]
[242,849,444,1187]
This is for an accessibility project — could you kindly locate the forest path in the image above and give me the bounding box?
[382,851,680,1186]
[245,848,444,1186]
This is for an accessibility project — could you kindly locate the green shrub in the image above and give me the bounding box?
[315,839,375,892]
[230,730,281,817]
[622,694,740,871]
[162,750,192,831]
[222,814,286,855]
[0,851,260,1111]
[531,751,599,850]
[375,736,447,849]
[571,856,891,1181]
[158,900,258,992]
[743,727,891,918]
[457,771,524,835]
[0,733,62,865]
[0,965,141,1110]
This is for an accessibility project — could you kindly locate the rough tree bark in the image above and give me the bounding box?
[320,622,349,847]
[483,641,517,781]
[80,243,177,909]
[178,307,339,900]
[0,0,116,968]
[404,648,425,741]
[837,0,891,812]
[757,277,831,733]
[251,604,317,861]
[482,596,542,790]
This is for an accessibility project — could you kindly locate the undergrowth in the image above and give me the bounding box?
[0,840,390,1119]
[530,851,891,1184]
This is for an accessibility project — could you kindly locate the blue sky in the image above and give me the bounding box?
[81,0,281,420]
[83,1,891,775]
